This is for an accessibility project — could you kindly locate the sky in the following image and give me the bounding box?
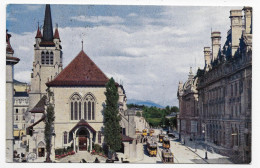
[6,4,239,107]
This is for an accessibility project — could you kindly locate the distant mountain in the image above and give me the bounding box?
[127,99,164,108]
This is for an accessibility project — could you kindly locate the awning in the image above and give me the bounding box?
[14,130,26,137]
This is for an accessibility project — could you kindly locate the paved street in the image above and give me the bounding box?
[54,128,232,164]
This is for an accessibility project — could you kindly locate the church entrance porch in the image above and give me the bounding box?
[78,129,88,151]
[69,119,96,153]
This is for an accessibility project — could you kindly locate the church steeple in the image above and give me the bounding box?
[42,4,53,41]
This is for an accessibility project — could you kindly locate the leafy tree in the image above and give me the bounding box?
[136,111,142,117]
[44,103,55,162]
[169,117,177,129]
[170,106,179,112]
[104,78,122,152]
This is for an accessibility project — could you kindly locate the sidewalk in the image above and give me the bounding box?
[184,140,233,164]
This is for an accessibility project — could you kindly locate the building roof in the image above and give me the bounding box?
[46,50,109,87]
[35,24,42,38]
[53,27,60,39]
[42,4,53,42]
[14,91,29,97]
[69,119,96,133]
[13,79,27,84]
[121,134,134,142]
[26,116,46,134]
[29,95,47,113]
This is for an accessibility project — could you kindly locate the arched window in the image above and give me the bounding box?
[70,93,82,121]
[46,51,50,64]
[84,102,87,120]
[64,132,68,144]
[92,102,95,120]
[74,102,78,120]
[83,93,96,121]
[79,102,81,119]
[41,51,45,64]
[50,52,53,64]
[88,101,91,120]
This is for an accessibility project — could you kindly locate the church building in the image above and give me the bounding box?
[26,4,136,161]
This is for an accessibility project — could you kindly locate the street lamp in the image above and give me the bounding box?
[202,123,208,160]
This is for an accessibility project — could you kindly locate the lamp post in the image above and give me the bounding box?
[202,123,208,159]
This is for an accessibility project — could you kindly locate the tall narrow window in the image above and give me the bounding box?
[46,52,50,64]
[70,93,82,121]
[84,102,87,120]
[71,102,73,120]
[64,132,67,144]
[74,102,78,120]
[88,101,91,120]
[83,93,96,121]
[98,131,101,143]
[79,102,81,119]
[50,52,53,64]
[41,51,45,64]
[92,102,95,120]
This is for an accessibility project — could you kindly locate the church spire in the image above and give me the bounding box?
[35,22,42,38]
[53,24,60,39]
[42,4,53,41]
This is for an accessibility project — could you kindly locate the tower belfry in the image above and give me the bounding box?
[29,4,63,110]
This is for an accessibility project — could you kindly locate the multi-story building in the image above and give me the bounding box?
[177,67,199,143]
[177,7,252,163]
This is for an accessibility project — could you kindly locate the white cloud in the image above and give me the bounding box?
[26,5,42,11]
[70,15,125,24]
[127,13,137,17]
[14,70,31,84]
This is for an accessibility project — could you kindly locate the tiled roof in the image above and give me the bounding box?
[39,41,55,46]
[121,134,134,142]
[26,116,45,134]
[29,95,47,113]
[14,91,29,97]
[46,50,109,87]
[35,26,42,38]
[69,119,96,133]
[53,27,60,39]
[13,79,27,84]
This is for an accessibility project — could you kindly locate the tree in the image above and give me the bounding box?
[136,111,142,117]
[44,103,55,162]
[104,78,122,152]
[169,117,177,129]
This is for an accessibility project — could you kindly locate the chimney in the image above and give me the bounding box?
[204,47,211,71]
[230,10,243,57]
[243,7,252,34]
[211,32,221,61]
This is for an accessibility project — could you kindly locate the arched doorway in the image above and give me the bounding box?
[78,129,88,151]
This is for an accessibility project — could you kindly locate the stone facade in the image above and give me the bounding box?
[177,7,252,163]
[177,67,199,143]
